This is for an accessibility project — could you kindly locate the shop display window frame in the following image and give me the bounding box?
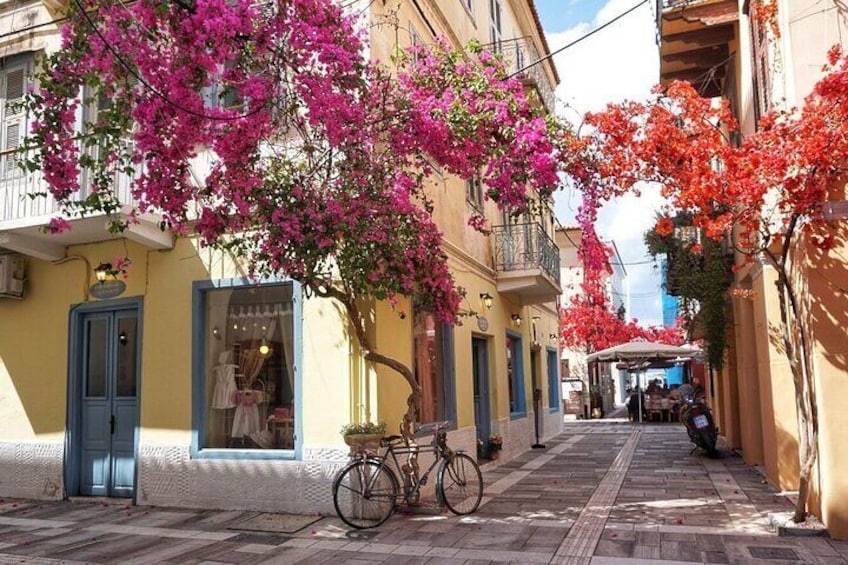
[190,277,302,461]
[411,308,457,427]
[506,330,526,419]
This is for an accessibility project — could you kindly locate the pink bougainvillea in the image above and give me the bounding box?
[27,0,563,326]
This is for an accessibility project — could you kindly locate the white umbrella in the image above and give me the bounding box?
[586,339,701,363]
[586,339,701,423]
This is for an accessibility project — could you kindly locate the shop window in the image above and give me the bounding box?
[193,280,298,456]
[413,309,456,424]
[506,332,525,417]
[547,348,559,410]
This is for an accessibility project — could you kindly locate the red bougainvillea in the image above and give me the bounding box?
[577,44,848,524]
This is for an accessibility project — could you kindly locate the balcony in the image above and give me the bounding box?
[0,154,172,261]
[492,222,561,305]
[657,0,737,99]
[486,38,556,114]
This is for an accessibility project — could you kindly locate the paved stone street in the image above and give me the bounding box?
[1,419,845,564]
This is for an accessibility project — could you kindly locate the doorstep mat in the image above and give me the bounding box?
[229,512,322,534]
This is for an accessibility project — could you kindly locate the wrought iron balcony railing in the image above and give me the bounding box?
[485,38,556,114]
[492,222,560,284]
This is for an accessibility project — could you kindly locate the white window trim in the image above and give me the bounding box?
[461,0,474,18]
[489,0,503,52]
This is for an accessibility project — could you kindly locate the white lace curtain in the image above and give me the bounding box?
[227,303,295,391]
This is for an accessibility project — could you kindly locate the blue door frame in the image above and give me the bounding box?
[471,335,490,456]
[66,297,143,500]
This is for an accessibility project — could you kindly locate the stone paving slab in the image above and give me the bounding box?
[0,419,845,564]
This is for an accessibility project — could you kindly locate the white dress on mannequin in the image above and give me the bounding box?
[211,351,238,410]
[232,390,262,438]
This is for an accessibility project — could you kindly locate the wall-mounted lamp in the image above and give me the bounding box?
[90,262,126,300]
[479,292,493,310]
[94,262,112,283]
[511,314,522,327]
[549,333,559,342]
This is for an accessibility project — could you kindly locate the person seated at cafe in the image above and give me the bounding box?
[627,387,645,421]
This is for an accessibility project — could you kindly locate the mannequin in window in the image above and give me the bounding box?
[211,350,238,410]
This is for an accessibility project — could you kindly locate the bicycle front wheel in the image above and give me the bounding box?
[437,452,483,515]
[333,459,399,529]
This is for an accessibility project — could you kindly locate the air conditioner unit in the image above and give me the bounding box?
[0,254,25,298]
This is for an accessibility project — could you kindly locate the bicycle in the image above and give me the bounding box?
[332,421,483,529]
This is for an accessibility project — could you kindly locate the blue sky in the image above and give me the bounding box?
[534,0,612,33]
[536,0,666,326]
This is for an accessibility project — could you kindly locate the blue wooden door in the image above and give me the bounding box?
[472,337,490,455]
[80,309,139,498]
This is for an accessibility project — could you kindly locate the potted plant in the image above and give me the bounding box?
[340,421,386,454]
[487,434,503,459]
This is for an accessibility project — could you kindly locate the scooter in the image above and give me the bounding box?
[675,385,719,458]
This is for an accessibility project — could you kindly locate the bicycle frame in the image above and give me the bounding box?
[333,421,482,528]
[359,422,454,504]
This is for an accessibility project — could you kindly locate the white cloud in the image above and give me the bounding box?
[547,0,666,326]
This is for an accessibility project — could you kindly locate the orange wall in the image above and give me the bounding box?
[752,267,800,491]
[733,286,764,463]
[797,199,848,539]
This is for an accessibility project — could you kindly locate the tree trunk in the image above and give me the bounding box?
[316,285,423,492]
[766,217,819,523]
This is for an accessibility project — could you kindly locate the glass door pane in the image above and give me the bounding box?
[116,314,138,398]
[85,318,109,398]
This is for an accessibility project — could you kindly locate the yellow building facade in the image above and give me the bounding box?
[0,0,562,513]
[658,0,848,539]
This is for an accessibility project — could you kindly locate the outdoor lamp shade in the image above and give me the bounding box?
[479,292,493,310]
[94,263,111,283]
[511,314,521,327]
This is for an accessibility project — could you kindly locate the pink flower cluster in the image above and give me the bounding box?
[28,0,569,323]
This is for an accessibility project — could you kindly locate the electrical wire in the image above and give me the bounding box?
[507,0,649,79]
[0,14,68,41]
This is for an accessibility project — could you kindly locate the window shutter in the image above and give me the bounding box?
[2,65,27,178]
[4,68,24,108]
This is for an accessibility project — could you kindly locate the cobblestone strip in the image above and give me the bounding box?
[478,434,585,509]
[518,434,587,472]
[86,522,238,540]
[522,454,557,470]
[0,555,89,565]
[484,470,532,495]
[0,516,75,529]
[548,434,585,455]
[551,428,641,565]
[701,458,770,534]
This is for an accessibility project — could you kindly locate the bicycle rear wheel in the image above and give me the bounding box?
[333,459,399,529]
[437,452,483,515]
